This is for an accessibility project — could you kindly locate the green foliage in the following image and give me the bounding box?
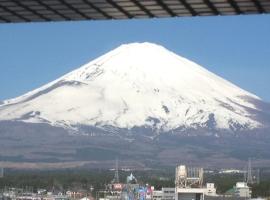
[0,169,112,194]
[204,173,243,194]
[252,181,270,198]
[0,169,175,194]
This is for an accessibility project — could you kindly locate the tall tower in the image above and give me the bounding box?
[112,158,119,183]
[247,158,253,184]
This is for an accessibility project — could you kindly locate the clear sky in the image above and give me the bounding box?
[0,14,269,102]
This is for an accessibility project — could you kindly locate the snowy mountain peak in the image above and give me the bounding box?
[0,42,266,132]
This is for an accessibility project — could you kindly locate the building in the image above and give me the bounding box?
[152,190,163,200]
[223,182,252,199]
[175,165,204,200]
[204,183,217,197]
[162,188,175,200]
[66,190,87,199]
[176,188,205,200]
[152,188,175,200]
[234,182,251,198]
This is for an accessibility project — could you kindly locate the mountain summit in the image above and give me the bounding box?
[0,42,267,132]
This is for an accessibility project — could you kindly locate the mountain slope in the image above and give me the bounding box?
[0,42,267,132]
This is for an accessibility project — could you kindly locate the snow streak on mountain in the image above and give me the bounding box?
[0,43,265,132]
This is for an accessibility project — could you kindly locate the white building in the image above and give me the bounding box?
[204,183,217,196]
[175,188,204,200]
[152,190,163,200]
[162,188,175,200]
[152,188,175,200]
[234,182,251,198]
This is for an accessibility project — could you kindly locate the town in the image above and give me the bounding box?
[0,162,268,200]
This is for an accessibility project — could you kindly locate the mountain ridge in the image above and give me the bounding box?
[1,42,270,167]
[0,42,269,133]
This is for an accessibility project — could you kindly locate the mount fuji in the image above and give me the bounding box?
[0,42,268,132]
[0,42,270,167]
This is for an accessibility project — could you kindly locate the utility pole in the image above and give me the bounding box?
[112,158,119,183]
[247,158,253,184]
[256,169,260,184]
[114,158,119,183]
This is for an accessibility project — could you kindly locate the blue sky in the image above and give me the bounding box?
[0,15,269,102]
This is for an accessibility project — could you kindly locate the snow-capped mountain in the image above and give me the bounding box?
[0,42,268,132]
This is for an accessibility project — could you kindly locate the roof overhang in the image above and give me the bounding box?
[0,0,269,23]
